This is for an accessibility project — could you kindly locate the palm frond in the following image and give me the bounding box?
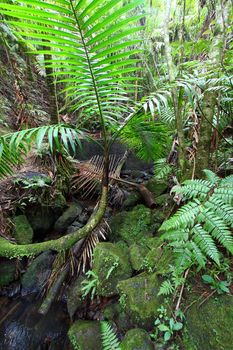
[120,114,171,162]
[72,154,123,197]
[0,0,143,126]
[0,124,83,178]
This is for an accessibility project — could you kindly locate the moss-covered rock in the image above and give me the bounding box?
[146,179,167,197]
[129,244,149,271]
[117,272,162,329]
[110,205,153,246]
[121,328,154,350]
[122,191,141,210]
[93,242,132,297]
[183,294,233,350]
[54,202,83,232]
[13,215,33,244]
[68,321,101,350]
[104,303,133,332]
[0,258,16,286]
[144,238,173,274]
[21,251,55,295]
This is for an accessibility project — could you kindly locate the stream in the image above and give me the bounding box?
[0,296,70,350]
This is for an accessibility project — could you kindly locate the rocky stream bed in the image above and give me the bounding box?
[0,155,233,350]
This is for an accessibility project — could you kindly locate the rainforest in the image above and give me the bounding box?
[0,0,232,349]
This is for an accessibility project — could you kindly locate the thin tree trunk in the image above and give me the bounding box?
[43,43,59,124]
[163,0,186,177]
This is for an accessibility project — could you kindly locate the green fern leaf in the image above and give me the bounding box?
[100,321,121,350]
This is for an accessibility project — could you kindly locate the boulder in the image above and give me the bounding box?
[26,192,66,236]
[183,294,233,350]
[117,272,162,329]
[68,321,101,350]
[21,251,55,295]
[54,202,83,232]
[110,205,153,246]
[144,237,173,274]
[13,215,33,244]
[104,303,132,332]
[93,242,132,297]
[0,258,16,286]
[121,328,154,350]
[129,244,149,271]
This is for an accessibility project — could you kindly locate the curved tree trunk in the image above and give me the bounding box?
[0,186,108,258]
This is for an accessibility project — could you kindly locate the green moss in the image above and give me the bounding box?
[117,272,162,329]
[103,303,132,332]
[121,328,154,350]
[93,242,132,297]
[146,179,167,197]
[0,258,16,286]
[183,294,233,350]
[129,244,149,271]
[13,215,33,244]
[110,205,153,246]
[68,321,101,350]
[143,238,173,274]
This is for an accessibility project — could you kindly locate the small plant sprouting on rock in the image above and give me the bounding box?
[151,306,184,344]
[81,270,99,301]
[202,274,230,294]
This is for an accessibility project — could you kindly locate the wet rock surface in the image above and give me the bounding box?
[0,298,69,350]
[54,202,83,233]
[21,251,55,296]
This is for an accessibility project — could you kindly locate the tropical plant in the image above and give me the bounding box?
[160,170,233,272]
[152,306,184,344]
[100,321,121,350]
[0,0,145,258]
[81,270,99,301]
[202,274,230,295]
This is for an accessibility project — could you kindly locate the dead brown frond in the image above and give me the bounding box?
[70,220,110,275]
[72,153,125,198]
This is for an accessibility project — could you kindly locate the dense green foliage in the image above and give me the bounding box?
[160,170,233,270]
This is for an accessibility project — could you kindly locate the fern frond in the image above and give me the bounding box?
[119,115,171,162]
[160,171,233,270]
[100,321,121,350]
[205,198,233,228]
[171,179,212,200]
[203,169,220,185]
[192,224,220,265]
[158,280,174,296]
[198,208,233,254]
[160,199,201,231]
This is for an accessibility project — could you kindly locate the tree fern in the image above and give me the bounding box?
[160,170,233,269]
[0,0,144,178]
[100,321,121,350]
